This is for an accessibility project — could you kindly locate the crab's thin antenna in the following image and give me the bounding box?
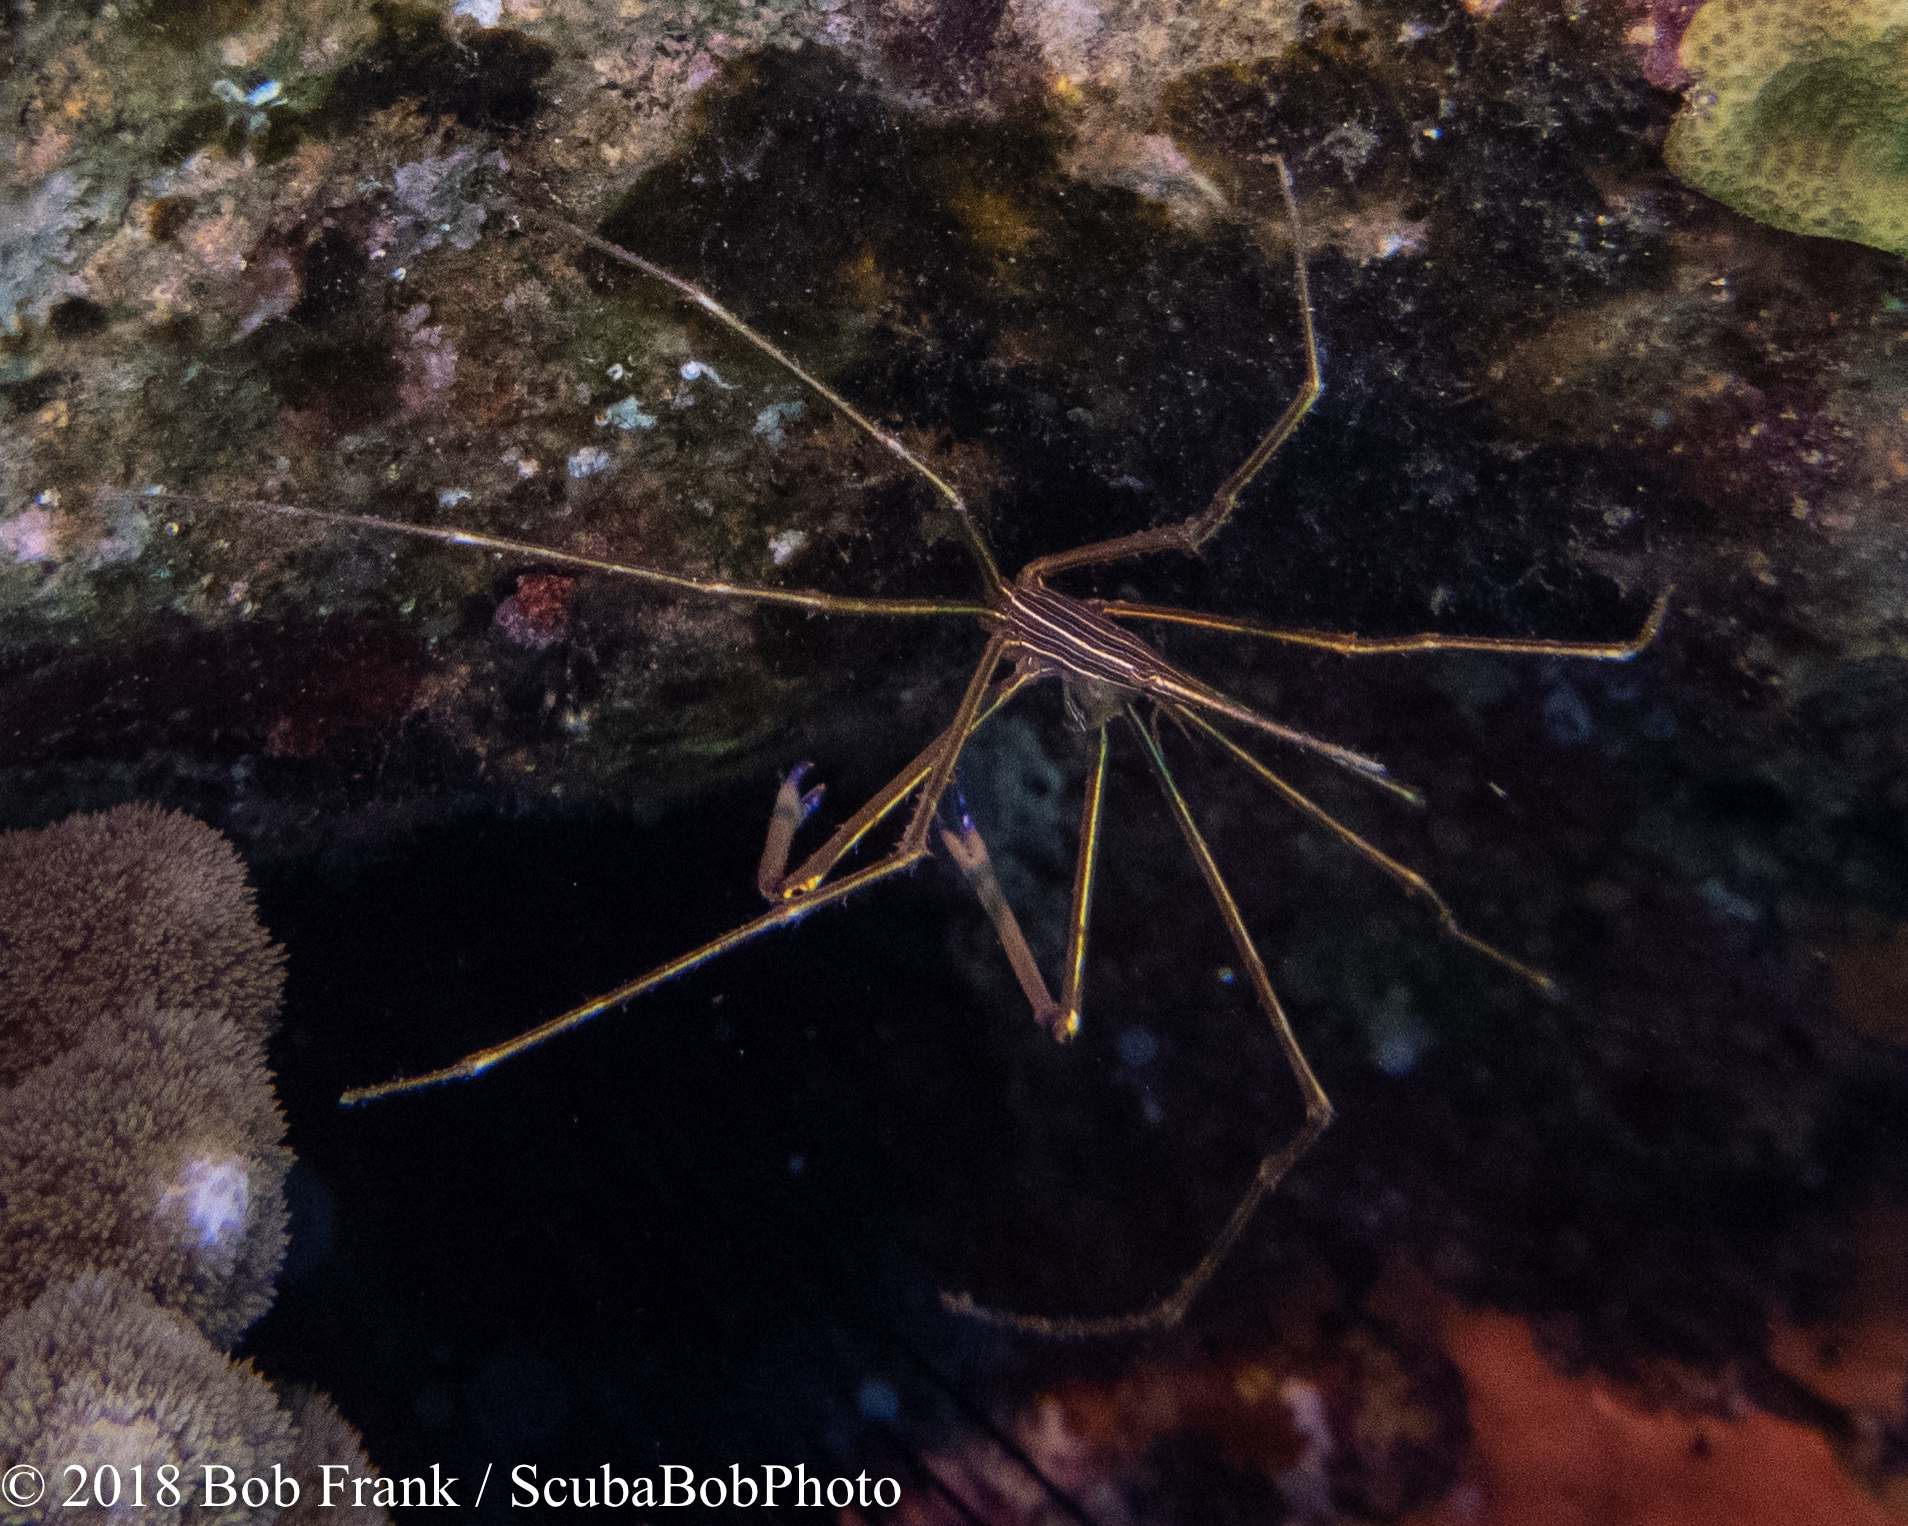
[146,493,988,619]
[512,203,1005,597]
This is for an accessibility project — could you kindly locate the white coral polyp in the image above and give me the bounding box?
[159,1154,250,1250]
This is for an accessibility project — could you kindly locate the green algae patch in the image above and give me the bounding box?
[1667,0,1908,254]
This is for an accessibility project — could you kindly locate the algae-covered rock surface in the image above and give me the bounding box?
[7,1,1908,1520]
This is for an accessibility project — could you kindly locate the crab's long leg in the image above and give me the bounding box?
[341,842,934,1105]
[343,644,1018,1106]
[939,815,1062,1032]
[1054,725,1111,1041]
[943,705,1332,1336]
[344,683,997,1105]
[1018,158,1320,583]
[1099,589,1672,660]
[936,719,1111,1042]
[1181,707,1555,994]
[901,635,1012,858]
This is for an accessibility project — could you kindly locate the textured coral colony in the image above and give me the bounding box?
[0,807,386,1525]
[1666,0,1908,254]
[8,0,1908,1520]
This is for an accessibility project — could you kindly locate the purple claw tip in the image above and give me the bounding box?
[798,784,826,822]
[786,761,814,789]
